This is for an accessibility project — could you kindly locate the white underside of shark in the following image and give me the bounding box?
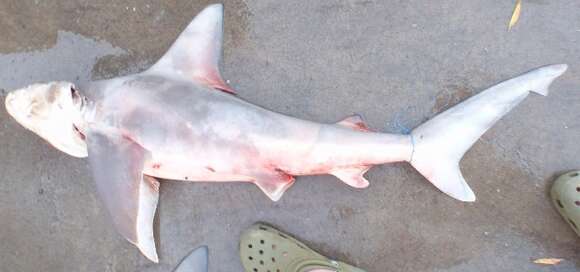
[4,4,569,263]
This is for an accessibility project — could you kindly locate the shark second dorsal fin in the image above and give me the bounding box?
[336,114,372,132]
[146,4,234,94]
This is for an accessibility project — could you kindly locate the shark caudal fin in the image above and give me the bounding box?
[409,64,568,201]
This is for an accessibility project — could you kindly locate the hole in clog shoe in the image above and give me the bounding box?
[576,201,580,206]
[260,240,265,244]
[249,244,253,248]
[272,257,276,263]
[249,256,253,261]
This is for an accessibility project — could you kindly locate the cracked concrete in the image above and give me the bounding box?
[0,1,579,271]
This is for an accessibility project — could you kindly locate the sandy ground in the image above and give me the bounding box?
[0,1,579,271]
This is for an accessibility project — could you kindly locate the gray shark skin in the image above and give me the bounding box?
[3,4,568,262]
[173,246,208,272]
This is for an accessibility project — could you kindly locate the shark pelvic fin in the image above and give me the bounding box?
[253,170,295,201]
[146,4,234,94]
[331,166,371,188]
[336,114,372,132]
[87,127,159,262]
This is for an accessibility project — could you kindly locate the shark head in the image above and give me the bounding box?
[5,81,88,157]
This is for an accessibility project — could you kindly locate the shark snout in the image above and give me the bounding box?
[4,88,34,122]
[5,91,23,119]
[5,90,15,108]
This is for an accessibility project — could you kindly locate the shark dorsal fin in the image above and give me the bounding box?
[174,246,209,272]
[146,4,235,94]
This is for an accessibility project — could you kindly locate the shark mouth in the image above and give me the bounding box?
[73,124,86,140]
[70,86,86,141]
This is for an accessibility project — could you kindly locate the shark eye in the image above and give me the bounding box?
[70,86,81,104]
[70,86,78,98]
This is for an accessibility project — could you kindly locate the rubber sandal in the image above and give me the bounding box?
[239,223,366,272]
[551,170,580,237]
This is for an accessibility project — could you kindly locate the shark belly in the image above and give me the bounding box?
[117,80,412,183]
[113,76,319,183]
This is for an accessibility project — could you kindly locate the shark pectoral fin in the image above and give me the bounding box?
[146,4,234,94]
[330,166,371,188]
[336,114,372,132]
[253,171,296,202]
[87,128,160,262]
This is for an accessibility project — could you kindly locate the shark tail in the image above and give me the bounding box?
[409,64,568,201]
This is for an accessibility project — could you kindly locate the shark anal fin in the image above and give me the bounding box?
[87,128,159,262]
[336,114,372,132]
[146,4,234,94]
[253,170,295,202]
[330,166,371,188]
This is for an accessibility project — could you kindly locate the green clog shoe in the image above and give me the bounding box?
[551,170,580,236]
[240,223,366,272]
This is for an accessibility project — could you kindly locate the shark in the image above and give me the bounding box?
[173,246,208,272]
[3,4,568,263]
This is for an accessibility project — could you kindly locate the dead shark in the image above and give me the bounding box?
[174,246,208,272]
[3,4,568,263]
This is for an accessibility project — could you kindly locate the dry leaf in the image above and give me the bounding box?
[508,0,522,30]
[533,258,563,265]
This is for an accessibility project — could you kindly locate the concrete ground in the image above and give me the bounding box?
[0,0,579,271]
